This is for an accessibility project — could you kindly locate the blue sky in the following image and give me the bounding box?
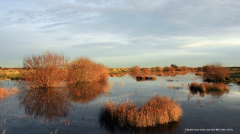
[1,0,240,68]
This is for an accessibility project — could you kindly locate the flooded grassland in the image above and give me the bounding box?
[0,73,240,134]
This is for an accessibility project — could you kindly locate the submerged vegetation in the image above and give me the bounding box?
[100,95,182,128]
[0,86,18,102]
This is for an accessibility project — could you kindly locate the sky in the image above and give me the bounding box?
[0,0,240,68]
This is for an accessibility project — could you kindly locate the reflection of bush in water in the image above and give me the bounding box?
[19,86,71,119]
[68,82,109,104]
[190,89,229,98]
[99,108,181,134]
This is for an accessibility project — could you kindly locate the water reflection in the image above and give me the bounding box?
[190,89,229,98]
[99,111,181,134]
[18,85,71,119]
[67,82,109,104]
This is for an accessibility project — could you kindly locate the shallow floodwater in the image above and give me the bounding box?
[1,73,240,134]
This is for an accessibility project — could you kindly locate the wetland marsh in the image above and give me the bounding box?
[0,73,240,133]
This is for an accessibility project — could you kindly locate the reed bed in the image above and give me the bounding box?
[190,82,229,92]
[100,95,182,128]
[0,87,18,101]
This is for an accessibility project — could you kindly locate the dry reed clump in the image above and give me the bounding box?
[68,57,109,83]
[189,82,199,91]
[190,82,229,92]
[0,87,19,101]
[19,51,69,88]
[100,95,182,128]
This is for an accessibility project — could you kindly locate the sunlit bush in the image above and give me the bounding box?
[142,68,149,75]
[203,61,230,82]
[19,51,69,88]
[155,67,162,72]
[130,66,141,75]
[163,66,175,72]
[171,64,178,69]
[176,68,184,71]
[100,95,182,128]
[179,66,188,71]
[68,57,109,83]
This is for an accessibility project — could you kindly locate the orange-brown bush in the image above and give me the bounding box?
[19,51,69,88]
[190,82,229,92]
[203,66,212,72]
[203,61,230,82]
[176,68,184,71]
[189,82,199,91]
[68,57,109,83]
[155,67,162,72]
[142,68,149,75]
[163,66,175,72]
[179,66,188,71]
[130,66,141,75]
[100,95,182,128]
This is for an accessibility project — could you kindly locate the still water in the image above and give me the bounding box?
[0,73,240,134]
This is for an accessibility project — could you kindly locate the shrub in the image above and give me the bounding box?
[130,66,141,75]
[142,68,149,75]
[190,82,199,91]
[176,68,184,71]
[203,61,230,82]
[163,67,175,72]
[213,83,229,91]
[100,95,182,128]
[199,83,206,92]
[203,66,212,72]
[179,66,188,71]
[155,67,162,72]
[68,57,109,83]
[19,51,69,88]
[171,64,178,69]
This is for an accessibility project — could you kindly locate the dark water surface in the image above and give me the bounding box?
[0,73,240,134]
